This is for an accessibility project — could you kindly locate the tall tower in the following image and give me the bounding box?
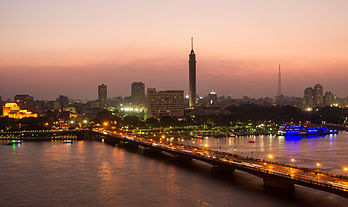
[277,64,282,97]
[189,37,196,109]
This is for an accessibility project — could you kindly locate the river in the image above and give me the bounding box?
[0,133,348,206]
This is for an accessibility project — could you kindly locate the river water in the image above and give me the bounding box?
[0,133,348,207]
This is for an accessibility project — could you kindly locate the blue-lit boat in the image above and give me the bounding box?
[278,125,338,136]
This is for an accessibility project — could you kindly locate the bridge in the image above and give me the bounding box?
[94,129,348,199]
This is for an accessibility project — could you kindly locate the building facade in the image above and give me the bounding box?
[207,91,217,106]
[313,84,323,107]
[324,91,334,106]
[98,84,107,108]
[303,87,314,109]
[131,82,145,106]
[2,103,37,119]
[14,94,34,109]
[147,88,184,119]
[56,95,69,109]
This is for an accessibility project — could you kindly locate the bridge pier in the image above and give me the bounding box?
[263,176,294,189]
[211,165,235,174]
[169,155,193,162]
[138,145,162,154]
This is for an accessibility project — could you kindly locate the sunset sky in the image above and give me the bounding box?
[0,0,347,100]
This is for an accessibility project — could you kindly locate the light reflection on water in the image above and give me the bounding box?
[0,139,347,206]
[183,132,348,174]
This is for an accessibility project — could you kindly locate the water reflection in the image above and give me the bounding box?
[0,140,347,206]
[183,132,348,174]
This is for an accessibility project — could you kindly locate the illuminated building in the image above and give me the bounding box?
[189,38,196,109]
[131,82,145,106]
[147,88,184,118]
[313,84,323,106]
[2,103,37,119]
[98,84,107,108]
[303,87,314,109]
[207,91,217,105]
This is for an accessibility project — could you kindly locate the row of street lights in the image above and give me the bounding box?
[267,154,348,176]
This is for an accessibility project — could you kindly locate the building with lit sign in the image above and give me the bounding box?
[2,103,38,119]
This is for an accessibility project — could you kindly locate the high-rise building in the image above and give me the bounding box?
[303,87,314,109]
[313,84,323,106]
[324,91,334,106]
[207,91,217,105]
[56,95,69,109]
[189,38,196,109]
[147,88,184,119]
[14,95,34,109]
[131,82,145,105]
[98,84,107,108]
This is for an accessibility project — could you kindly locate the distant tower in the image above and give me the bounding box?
[189,37,196,109]
[277,64,282,97]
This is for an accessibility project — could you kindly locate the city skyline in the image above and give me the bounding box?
[1,0,348,99]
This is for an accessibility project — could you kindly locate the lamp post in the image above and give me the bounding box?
[316,162,321,171]
[344,167,348,177]
[268,154,273,163]
[290,158,295,170]
[316,162,321,182]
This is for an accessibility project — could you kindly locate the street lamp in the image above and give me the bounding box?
[268,154,273,162]
[344,167,348,176]
[288,158,295,170]
[316,162,321,182]
[316,162,321,170]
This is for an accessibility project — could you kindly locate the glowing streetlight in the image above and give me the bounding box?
[316,162,321,170]
[343,167,348,176]
[103,122,108,127]
[204,143,209,148]
[268,154,274,162]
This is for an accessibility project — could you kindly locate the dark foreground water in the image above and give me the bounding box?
[1,134,348,207]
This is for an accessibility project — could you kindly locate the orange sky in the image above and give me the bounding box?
[0,0,347,99]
